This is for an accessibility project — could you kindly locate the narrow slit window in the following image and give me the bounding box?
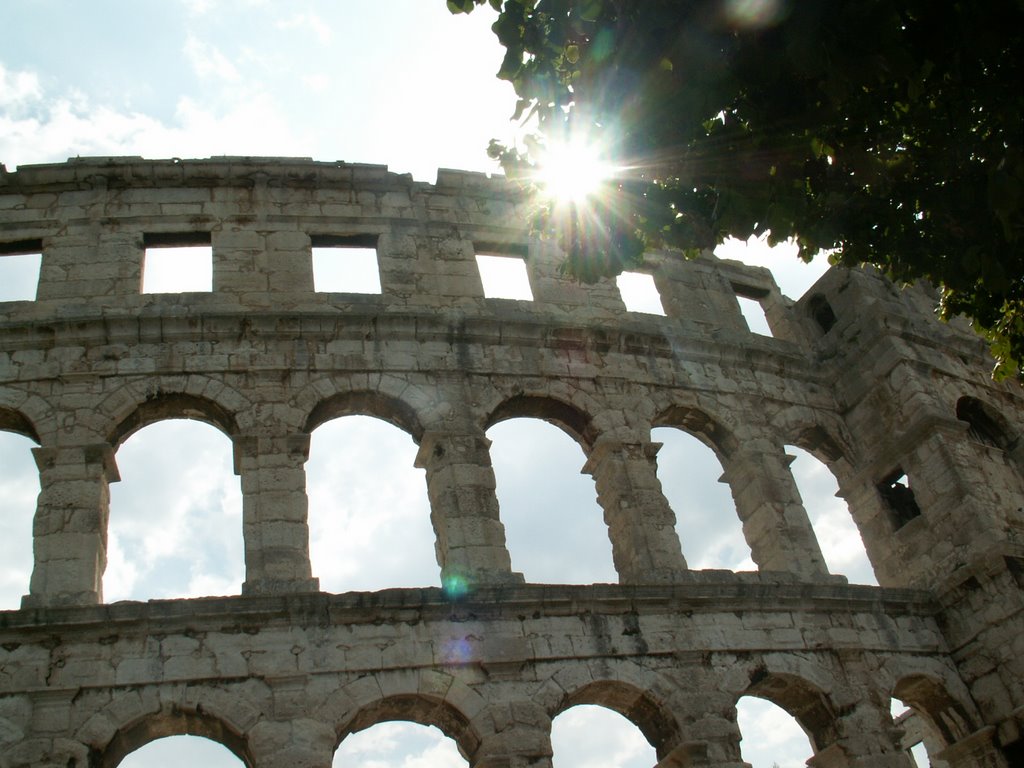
[616,271,666,315]
[311,234,381,294]
[0,239,42,302]
[475,253,533,300]
[142,233,212,293]
[736,294,773,336]
[877,469,921,530]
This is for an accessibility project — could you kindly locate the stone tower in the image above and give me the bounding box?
[0,157,1021,767]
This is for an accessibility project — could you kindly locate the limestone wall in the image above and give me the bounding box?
[1,157,1022,767]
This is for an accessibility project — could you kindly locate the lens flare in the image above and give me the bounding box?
[440,636,474,665]
[723,0,785,29]
[442,573,470,600]
[535,138,614,204]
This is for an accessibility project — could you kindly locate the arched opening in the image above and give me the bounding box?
[486,418,613,583]
[0,428,39,609]
[106,419,242,601]
[890,698,931,768]
[739,669,839,767]
[551,704,657,767]
[334,694,478,767]
[552,679,681,762]
[652,427,753,570]
[307,415,436,591]
[785,445,877,585]
[333,721,466,767]
[891,675,976,767]
[115,734,246,768]
[96,707,254,768]
[736,696,814,768]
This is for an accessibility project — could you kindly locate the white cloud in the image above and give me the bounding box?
[551,705,655,768]
[276,12,333,43]
[0,434,38,610]
[737,697,814,768]
[0,70,312,169]
[301,73,330,93]
[488,419,617,584]
[788,446,877,585]
[106,420,243,602]
[0,63,41,111]
[183,34,241,82]
[307,417,438,592]
[180,0,213,14]
[334,723,464,768]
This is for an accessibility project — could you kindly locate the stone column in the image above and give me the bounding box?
[582,438,687,583]
[24,443,118,607]
[807,691,919,768]
[236,433,319,595]
[471,705,553,768]
[414,429,523,591]
[719,443,828,579]
[935,726,1008,768]
[655,741,751,767]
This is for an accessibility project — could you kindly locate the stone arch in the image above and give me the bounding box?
[108,392,240,448]
[0,388,58,445]
[484,393,597,449]
[877,656,982,749]
[336,694,480,761]
[98,376,252,448]
[769,406,856,468]
[652,401,740,461]
[303,389,425,441]
[89,704,256,768]
[0,405,40,444]
[719,653,845,753]
[892,674,978,749]
[552,680,682,761]
[533,659,685,760]
[323,669,488,758]
[739,668,839,752]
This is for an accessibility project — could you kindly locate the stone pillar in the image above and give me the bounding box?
[719,443,829,579]
[809,692,919,768]
[414,429,523,591]
[655,741,751,768]
[471,705,553,768]
[582,438,688,583]
[935,726,1009,768]
[24,443,118,607]
[236,433,319,595]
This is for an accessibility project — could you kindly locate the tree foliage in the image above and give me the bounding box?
[447,0,1024,375]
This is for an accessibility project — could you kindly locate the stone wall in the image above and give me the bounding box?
[0,157,1022,767]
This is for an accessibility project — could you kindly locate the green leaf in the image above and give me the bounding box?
[446,0,476,13]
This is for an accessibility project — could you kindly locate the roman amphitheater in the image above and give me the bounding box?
[0,156,1021,767]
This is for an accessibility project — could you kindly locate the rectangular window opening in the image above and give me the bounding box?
[735,292,773,337]
[0,239,43,302]
[311,235,381,295]
[142,232,212,294]
[616,271,666,315]
[475,252,533,301]
[877,469,921,530]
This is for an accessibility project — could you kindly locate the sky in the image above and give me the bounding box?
[0,2,921,767]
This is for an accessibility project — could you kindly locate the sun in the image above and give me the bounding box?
[535,137,614,204]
